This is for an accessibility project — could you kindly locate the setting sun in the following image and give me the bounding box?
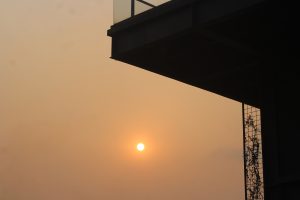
[137,143,145,152]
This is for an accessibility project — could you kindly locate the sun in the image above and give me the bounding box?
[137,143,145,152]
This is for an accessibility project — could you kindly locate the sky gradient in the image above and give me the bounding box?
[1,1,244,199]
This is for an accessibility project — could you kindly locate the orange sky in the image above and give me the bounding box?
[0,1,244,199]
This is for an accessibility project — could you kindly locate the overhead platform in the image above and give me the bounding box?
[108,0,273,107]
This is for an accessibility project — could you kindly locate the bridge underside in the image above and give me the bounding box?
[108,0,275,107]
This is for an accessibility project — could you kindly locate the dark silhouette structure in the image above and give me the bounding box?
[108,0,296,199]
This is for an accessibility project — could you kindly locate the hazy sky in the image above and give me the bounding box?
[0,1,244,199]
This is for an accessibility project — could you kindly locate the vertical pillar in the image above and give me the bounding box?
[260,61,281,200]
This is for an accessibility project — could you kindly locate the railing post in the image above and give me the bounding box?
[131,0,135,17]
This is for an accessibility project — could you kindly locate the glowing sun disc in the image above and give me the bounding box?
[137,143,145,152]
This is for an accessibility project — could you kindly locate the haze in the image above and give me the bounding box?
[0,1,244,199]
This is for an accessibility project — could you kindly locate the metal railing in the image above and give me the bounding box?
[113,0,170,24]
[131,0,156,17]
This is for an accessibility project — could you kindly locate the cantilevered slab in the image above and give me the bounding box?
[108,0,270,107]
